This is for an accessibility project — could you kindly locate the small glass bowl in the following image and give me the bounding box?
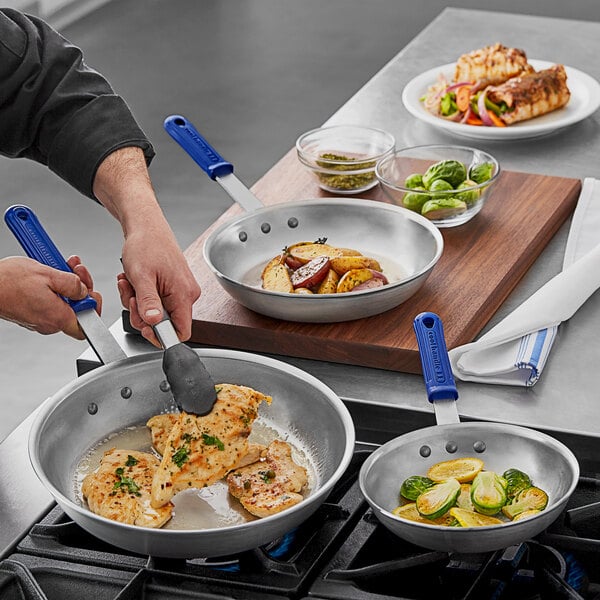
[296,124,395,195]
[376,144,500,227]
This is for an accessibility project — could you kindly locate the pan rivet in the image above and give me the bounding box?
[120,387,132,399]
[260,223,271,233]
[159,380,171,392]
[87,403,98,415]
[238,231,248,242]
[445,441,458,453]
[287,217,299,228]
[419,445,431,457]
[473,441,486,453]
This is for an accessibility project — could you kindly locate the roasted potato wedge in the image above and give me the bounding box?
[317,269,340,294]
[336,268,374,293]
[330,256,382,275]
[261,256,294,292]
[287,243,345,264]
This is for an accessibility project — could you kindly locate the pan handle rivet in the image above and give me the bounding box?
[419,445,431,457]
[87,403,98,415]
[260,223,271,233]
[287,217,299,228]
[473,441,486,453]
[445,441,458,453]
[159,380,171,393]
[238,231,248,242]
[120,387,132,399]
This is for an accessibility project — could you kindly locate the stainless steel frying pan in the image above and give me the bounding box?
[359,312,579,553]
[164,115,443,322]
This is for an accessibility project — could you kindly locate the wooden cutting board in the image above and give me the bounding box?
[184,148,581,374]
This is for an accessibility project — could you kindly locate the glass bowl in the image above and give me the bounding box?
[376,144,500,227]
[296,124,395,195]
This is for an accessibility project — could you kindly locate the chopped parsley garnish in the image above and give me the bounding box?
[125,455,139,467]
[202,433,225,451]
[172,446,190,468]
[260,469,276,483]
[113,467,141,496]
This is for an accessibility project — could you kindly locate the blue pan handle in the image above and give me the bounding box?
[4,205,97,313]
[413,312,458,403]
[164,114,234,180]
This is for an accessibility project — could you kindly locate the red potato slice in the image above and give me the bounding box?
[317,268,340,294]
[352,277,385,291]
[261,256,294,292]
[330,256,382,275]
[287,243,345,265]
[336,268,374,293]
[290,256,330,289]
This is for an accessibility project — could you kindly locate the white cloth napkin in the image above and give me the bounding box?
[448,177,600,386]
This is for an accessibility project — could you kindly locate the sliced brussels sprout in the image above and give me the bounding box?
[416,478,461,519]
[421,197,467,220]
[422,159,467,189]
[449,507,504,527]
[469,161,495,184]
[427,457,484,483]
[404,173,424,189]
[456,483,475,511]
[400,475,435,501]
[502,487,549,520]
[455,180,480,205]
[503,468,533,499]
[392,502,457,526]
[402,188,430,212]
[471,471,508,516]
[512,509,542,522]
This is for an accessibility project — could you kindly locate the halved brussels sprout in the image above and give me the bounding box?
[512,509,542,522]
[456,483,475,511]
[400,475,435,501]
[421,197,467,220]
[503,468,533,499]
[402,188,430,212]
[502,487,548,520]
[429,179,454,197]
[427,457,484,483]
[392,502,457,526]
[456,180,480,205]
[416,478,461,519]
[422,159,467,189]
[471,471,508,516]
[404,173,424,188]
[449,507,504,528]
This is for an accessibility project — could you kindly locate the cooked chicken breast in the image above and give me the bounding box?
[151,383,272,508]
[226,440,308,518]
[454,43,533,86]
[81,448,173,528]
[487,64,570,124]
[147,413,265,468]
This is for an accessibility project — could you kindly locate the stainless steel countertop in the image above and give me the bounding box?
[2,7,600,557]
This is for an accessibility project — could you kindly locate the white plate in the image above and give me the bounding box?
[402,60,600,140]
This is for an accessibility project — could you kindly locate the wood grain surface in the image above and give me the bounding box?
[184,148,581,374]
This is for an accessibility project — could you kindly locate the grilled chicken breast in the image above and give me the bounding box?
[150,383,272,508]
[226,440,308,518]
[486,64,570,125]
[454,43,533,86]
[81,448,173,528]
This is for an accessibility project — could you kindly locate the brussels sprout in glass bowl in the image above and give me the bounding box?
[375,144,500,227]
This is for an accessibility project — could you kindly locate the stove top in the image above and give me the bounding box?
[2,404,600,600]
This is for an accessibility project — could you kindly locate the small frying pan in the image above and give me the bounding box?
[359,312,579,553]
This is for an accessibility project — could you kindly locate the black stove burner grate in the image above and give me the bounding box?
[2,447,600,600]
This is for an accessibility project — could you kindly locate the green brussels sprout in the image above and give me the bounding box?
[503,468,533,499]
[421,197,467,220]
[422,159,467,189]
[469,162,495,184]
[470,471,508,516]
[456,180,480,205]
[404,173,424,189]
[400,475,435,501]
[416,478,461,519]
[402,187,430,212]
[502,486,548,520]
[429,179,454,197]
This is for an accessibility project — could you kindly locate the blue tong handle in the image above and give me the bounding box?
[413,312,458,404]
[4,205,97,313]
[164,114,234,180]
